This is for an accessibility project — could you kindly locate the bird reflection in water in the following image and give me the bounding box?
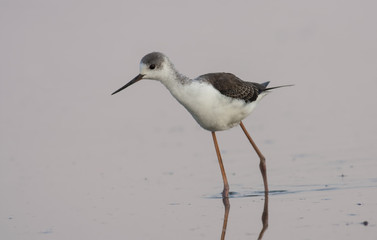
[220,192,269,240]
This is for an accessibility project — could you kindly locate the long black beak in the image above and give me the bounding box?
[111,74,145,95]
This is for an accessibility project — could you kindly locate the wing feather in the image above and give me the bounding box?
[198,73,269,103]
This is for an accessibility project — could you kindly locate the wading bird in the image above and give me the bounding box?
[112,52,291,198]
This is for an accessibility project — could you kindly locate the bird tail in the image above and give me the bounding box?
[261,81,270,88]
[264,84,294,91]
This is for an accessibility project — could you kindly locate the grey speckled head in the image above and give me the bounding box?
[111,52,187,95]
[138,52,189,84]
[140,52,167,70]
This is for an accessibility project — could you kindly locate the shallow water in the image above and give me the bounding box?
[2,132,376,239]
[1,1,377,239]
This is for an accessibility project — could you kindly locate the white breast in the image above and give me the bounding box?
[166,81,268,131]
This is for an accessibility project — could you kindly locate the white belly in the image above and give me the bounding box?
[168,81,268,131]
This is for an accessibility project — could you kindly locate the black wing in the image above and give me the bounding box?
[199,73,269,103]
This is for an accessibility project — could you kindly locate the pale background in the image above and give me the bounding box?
[1,0,377,239]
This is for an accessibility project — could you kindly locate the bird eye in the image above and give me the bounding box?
[149,64,156,70]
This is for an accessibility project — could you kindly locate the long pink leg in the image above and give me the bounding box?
[239,121,269,194]
[211,132,229,198]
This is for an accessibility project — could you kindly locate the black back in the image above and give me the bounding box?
[199,73,269,103]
